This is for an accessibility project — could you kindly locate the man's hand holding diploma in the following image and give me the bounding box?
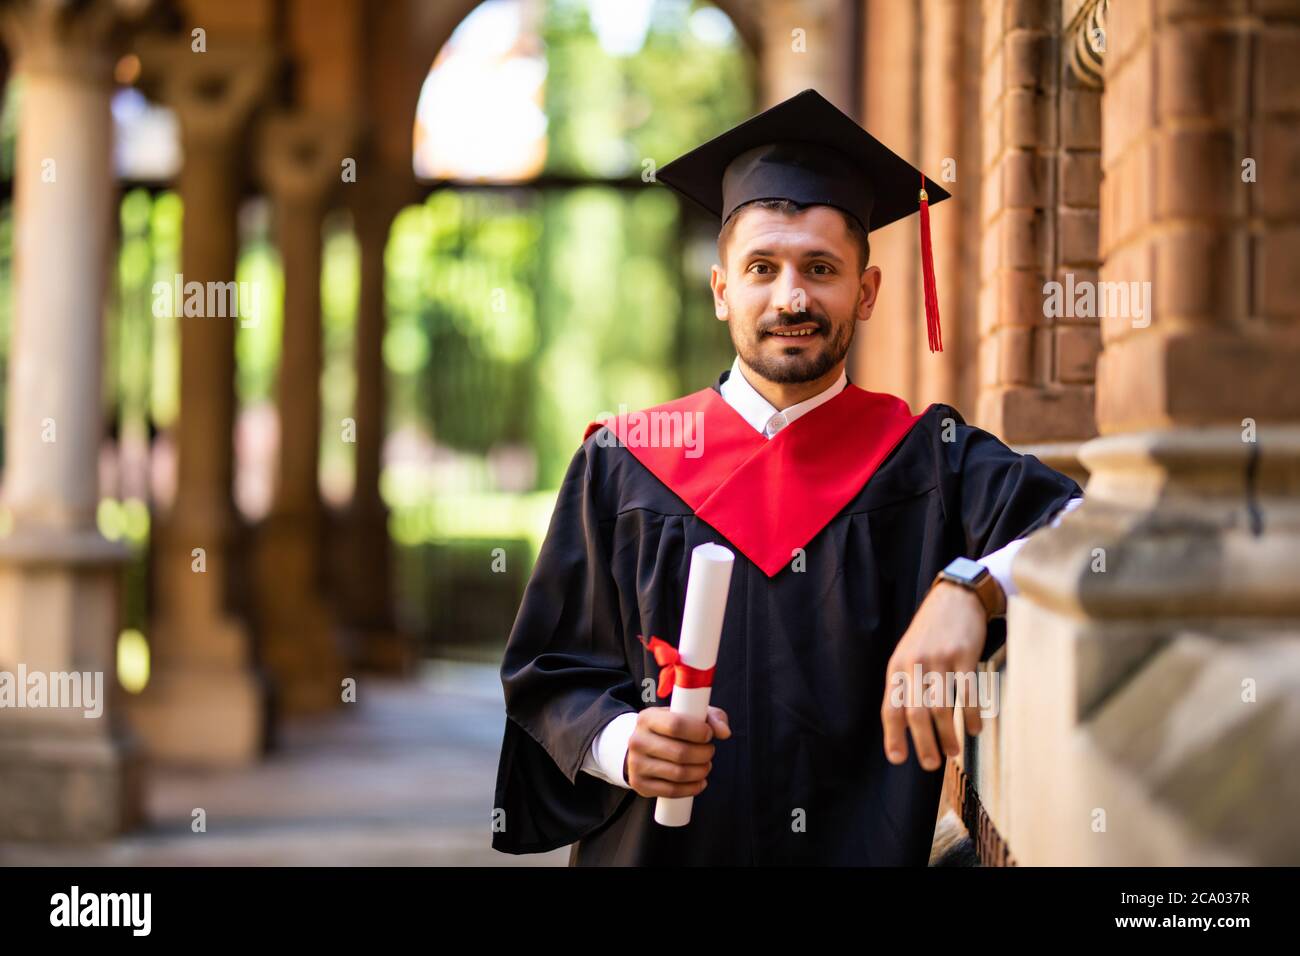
[625,705,731,799]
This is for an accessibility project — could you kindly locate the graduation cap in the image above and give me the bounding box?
[657,88,951,352]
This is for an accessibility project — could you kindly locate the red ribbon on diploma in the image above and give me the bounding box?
[638,635,715,699]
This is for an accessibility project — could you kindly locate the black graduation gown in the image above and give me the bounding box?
[490,368,1081,865]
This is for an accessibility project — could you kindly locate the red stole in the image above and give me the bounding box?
[583,383,926,577]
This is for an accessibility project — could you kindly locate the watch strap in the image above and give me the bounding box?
[933,562,1006,619]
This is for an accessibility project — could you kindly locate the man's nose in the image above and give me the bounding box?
[770,264,805,315]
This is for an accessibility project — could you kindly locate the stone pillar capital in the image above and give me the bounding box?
[258,111,357,211]
[1,0,164,80]
[135,40,276,152]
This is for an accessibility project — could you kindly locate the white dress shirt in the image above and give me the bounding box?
[580,355,1083,788]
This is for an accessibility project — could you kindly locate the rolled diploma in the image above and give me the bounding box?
[654,542,735,827]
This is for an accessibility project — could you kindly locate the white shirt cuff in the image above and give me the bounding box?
[976,495,1083,599]
[580,710,638,789]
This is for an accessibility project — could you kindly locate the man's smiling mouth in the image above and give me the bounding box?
[765,322,821,338]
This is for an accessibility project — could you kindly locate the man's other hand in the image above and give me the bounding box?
[625,705,730,798]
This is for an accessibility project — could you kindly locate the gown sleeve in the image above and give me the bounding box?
[491,436,640,855]
[939,405,1084,560]
[935,405,1084,661]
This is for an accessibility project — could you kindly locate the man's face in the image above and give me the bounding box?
[710,205,882,385]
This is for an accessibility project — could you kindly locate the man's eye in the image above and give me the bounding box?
[749,263,772,275]
[810,263,832,275]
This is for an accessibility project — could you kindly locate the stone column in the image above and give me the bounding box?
[255,112,352,715]
[917,0,977,413]
[853,0,984,416]
[0,0,138,839]
[126,44,274,765]
[974,0,1099,482]
[755,0,858,111]
[335,177,413,673]
[853,0,919,401]
[1008,0,1300,865]
[935,1,1104,858]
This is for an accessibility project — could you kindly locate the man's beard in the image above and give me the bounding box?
[731,310,855,385]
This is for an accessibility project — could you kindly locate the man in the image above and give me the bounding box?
[491,89,1082,865]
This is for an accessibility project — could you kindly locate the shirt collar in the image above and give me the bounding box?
[719,355,848,438]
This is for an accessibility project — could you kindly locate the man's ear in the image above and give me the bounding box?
[856,265,883,323]
[710,263,729,320]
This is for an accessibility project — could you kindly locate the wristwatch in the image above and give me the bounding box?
[931,556,1007,620]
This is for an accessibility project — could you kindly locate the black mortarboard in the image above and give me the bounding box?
[657,88,951,352]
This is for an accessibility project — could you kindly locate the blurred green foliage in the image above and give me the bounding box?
[389,0,752,494]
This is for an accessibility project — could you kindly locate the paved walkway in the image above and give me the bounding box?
[0,660,567,866]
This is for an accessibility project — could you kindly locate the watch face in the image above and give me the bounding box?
[944,556,987,584]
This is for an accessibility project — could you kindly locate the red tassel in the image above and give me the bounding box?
[919,173,943,352]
